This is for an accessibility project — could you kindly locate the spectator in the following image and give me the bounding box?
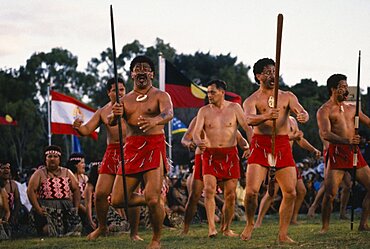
[27,145,82,237]
[0,162,21,234]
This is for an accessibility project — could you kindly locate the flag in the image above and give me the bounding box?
[164,59,242,108]
[51,90,98,140]
[172,117,187,134]
[0,115,17,126]
[72,135,82,153]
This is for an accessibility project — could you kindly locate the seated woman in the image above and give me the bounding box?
[67,153,89,232]
[0,162,21,234]
[27,145,82,237]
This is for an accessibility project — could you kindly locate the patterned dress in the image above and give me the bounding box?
[30,167,82,237]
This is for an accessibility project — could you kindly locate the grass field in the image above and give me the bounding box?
[1,214,369,249]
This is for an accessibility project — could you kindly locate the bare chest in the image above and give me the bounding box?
[203,109,236,129]
[255,95,289,114]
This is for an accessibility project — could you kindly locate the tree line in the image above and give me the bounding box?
[0,38,369,173]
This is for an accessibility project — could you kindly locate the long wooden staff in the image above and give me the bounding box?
[110,5,129,215]
[351,50,361,230]
[268,14,283,196]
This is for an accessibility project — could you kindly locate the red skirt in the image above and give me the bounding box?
[117,134,169,175]
[328,144,367,170]
[99,143,122,175]
[193,154,203,181]
[247,134,295,168]
[202,146,240,181]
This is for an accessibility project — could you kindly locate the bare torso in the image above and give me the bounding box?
[201,101,239,148]
[250,90,293,135]
[320,101,356,140]
[100,102,127,144]
[123,88,165,136]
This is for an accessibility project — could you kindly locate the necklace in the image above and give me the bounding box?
[340,104,344,112]
[134,86,152,102]
[268,96,274,108]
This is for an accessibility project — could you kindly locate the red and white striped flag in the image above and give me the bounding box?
[51,90,98,140]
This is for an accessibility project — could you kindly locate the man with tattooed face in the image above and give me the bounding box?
[317,74,370,233]
[110,56,173,249]
[241,58,309,243]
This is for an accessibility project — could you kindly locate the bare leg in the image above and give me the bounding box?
[255,182,279,228]
[307,183,325,218]
[182,175,204,235]
[111,175,145,208]
[356,166,370,231]
[203,174,218,237]
[143,165,164,249]
[87,174,115,240]
[128,207,143,241]
[241,164,267,241]
[291,179,306,225]
[339,172,351,219]
[276,167,297,243]
[320,169,344,233]
[221,178,239,237]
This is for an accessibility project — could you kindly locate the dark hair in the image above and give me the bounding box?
[66,153,85,174]
[327,74,347,96]
[129,55,155,73]
[87,162,101,188]
[206,79,227,91]
[43,145,62,162]
[253,58,275,84]
[106,77,125,92]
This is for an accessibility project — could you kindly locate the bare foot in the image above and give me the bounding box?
[223,229,239,237]
[307,206,316,218]
[240,225,253,241]
[131,234,144,241]
[290,220,300,225]
[147,240,161,249]
[278,235,297,244]
[180,226,189,236]
[208,230,218,238]
[339,214,349,220]
[254,222,262,229]
[87,227,108,240]
[319,227,329,234]
[358,224,370,231]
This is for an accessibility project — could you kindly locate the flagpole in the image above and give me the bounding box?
[47,77,53,146]
[110,5,129,215]
[159,54,173,162]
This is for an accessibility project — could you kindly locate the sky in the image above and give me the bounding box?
[1,0,370,93]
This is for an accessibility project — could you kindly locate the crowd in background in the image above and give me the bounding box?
[0,139,369,240]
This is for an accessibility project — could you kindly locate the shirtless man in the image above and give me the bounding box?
[73,78,141,241]
[307,138,351,220]
[254,116,321,228]
[241,58,309,243]
[317,73,370,233]
[193,79,251,238]
[181,116,251,235]
[110,56,173,249]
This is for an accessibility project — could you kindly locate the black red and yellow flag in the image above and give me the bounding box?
[0,115,17,126]
[165,60,241,108]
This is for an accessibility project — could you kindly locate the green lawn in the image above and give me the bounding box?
[1,214,369,249]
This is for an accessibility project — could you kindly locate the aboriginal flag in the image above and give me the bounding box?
[164,60,241,108]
